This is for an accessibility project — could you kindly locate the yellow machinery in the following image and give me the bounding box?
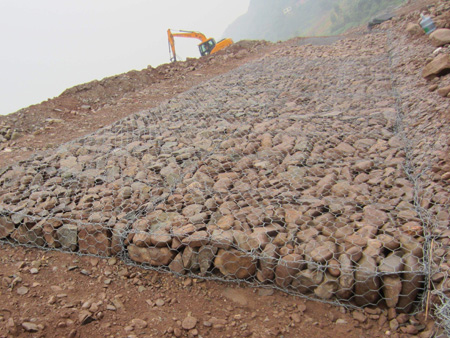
[167,29,233,62]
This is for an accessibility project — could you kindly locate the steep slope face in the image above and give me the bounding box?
[223,0,406,41]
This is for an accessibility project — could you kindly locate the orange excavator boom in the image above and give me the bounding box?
[167,29,233,62]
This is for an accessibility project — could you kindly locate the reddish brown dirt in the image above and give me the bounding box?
[0,1,443,337]
[1,244,407,338]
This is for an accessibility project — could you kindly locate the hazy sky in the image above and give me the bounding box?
[0,0,250,115]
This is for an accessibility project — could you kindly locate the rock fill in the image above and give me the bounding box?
[1,27,448,313]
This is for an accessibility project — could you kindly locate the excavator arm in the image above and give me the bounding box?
[167,29,208,62]
[167,28,233,62]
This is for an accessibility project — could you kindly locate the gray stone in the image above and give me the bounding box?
[189,213,208,225]
[160,164,181,187]
[22,322,39,332]
[56,224,78,251]
[182,204,203,217]
[198,245,218,274]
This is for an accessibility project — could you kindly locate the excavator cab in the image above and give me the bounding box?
[198,38,216,56]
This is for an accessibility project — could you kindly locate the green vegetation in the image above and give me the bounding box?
[223,0,406,42]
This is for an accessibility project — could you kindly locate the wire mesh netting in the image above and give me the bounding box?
[0,28,449,322]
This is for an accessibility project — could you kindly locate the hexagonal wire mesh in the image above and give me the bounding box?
[0,29,448,323]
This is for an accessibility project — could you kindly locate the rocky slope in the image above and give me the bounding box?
[0,40,271,167]
[1,0,450,337]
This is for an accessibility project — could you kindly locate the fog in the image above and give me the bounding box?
[0,0,250,115]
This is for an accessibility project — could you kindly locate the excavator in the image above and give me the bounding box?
[167,29,233,62]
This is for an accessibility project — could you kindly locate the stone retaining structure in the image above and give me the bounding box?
[1,26,450,314]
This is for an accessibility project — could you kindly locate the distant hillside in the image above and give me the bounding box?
[223,0,406,41]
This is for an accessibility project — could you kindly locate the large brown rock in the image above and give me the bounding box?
[354,254,381,306]
[133,232,153,247]
[363,206,388,227]
[0,215,15,239]
[337,254,354,299]
[128,245,175,266]
[214,249,257,279]
[182,246,199,271]
[145,226,171,248]
[182,230,209,247]
[292,269,323,294]
[314,273,339,300]
[172,224,196,239]
[310,241,337,263]
[422,54,450,80]
[379,253,404,308]
[406,22,422,36]
[210,230,233,249]
[383,276,403,309]
[233,230,268,252]
[275,253,305,288]
[217,215,235,230]
[78,224,111,256]
[256,243,278,282]
[437,85,450,98]
[379,253,404,274]
[430,28,450,47]
[397,254,424,312]
[169,252,185,274]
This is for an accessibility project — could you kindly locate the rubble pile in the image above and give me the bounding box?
[2,3,450,315]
